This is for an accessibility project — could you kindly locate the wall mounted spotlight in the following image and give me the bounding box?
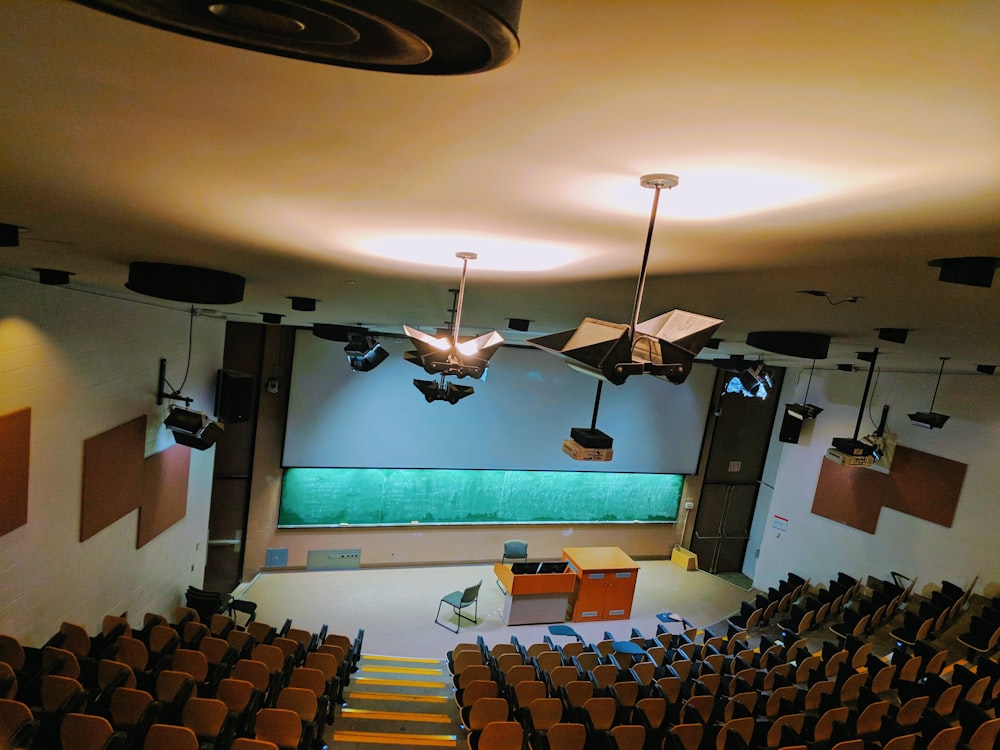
[344,334,389,372]
[163,405,224,450]
[908,357,951,429]
[261,312,284,324]
[977,364,996,375]
[528,174,722,385]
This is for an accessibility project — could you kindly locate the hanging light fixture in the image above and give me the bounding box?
[404,251,503,403]
[908,357,951,429]
[528,174,723,385]
[785,359,824,420]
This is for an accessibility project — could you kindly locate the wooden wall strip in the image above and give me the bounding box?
[80,416,145,541]
[137,444,190,548]
[0,407,31,537]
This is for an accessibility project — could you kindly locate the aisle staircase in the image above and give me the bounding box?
[329,654,461,748]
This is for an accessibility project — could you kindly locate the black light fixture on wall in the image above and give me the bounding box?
[908,357,951,429]
[528,174,723,385]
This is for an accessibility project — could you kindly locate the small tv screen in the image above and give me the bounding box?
[511,562,539,575]
[538,561,569,574]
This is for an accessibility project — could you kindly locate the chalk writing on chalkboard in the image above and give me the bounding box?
[278,468,683,527]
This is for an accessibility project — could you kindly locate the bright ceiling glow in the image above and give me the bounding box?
[343,233,592,272]
[578,162,865,221]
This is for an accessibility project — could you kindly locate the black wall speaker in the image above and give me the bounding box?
[778,408,805,444]
[215,370,255,423]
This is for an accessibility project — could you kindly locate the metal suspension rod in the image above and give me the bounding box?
[452,251,476,340]
[629,186,660,335]
[928,357,948,412]
[590,380,603,429]
[853,347,879,440]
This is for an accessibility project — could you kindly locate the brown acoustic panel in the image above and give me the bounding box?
[137,444,191,548]
[881,445,965,527]
[80,416,145,541]
[811,458,885,533]
[0,407,31,537]
[812,445,967,533]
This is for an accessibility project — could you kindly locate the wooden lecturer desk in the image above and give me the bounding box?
[493,563,577,625]
[562,547,640,622]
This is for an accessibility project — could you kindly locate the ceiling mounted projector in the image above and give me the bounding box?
[163,406,224,451]
[908,357,951,430]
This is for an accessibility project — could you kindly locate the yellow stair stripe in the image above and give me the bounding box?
[355,676,447,688]
[364,654,443,665]
[349,691,449,704]
[332,730,457,747]
[361,665,444,676]
[341,707,452,724]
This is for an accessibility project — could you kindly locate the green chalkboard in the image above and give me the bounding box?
[278,468,682,527]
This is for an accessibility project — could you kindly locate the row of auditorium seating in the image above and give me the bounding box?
[0,603,363,750]
[446,570,1000,749]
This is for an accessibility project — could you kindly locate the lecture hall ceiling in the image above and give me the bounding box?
[0,1,998,373]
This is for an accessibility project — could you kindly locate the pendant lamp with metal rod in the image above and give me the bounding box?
[908,357,951,429]
[527,174,723,385]
[404,251,503,403]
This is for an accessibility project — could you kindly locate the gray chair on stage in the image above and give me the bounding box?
[497,540,529,592]
[435,580,483,633]
[502,540,529,565]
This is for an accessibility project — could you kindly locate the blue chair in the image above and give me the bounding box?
[435,580,483,633]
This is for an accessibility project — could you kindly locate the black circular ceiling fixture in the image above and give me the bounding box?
[125,262,246,304]
[746,331,831,360]
[69,0,522,75]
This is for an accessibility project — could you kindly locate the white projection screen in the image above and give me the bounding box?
[283,329,715,473]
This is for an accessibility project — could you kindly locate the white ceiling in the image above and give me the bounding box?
[1,1,998,376]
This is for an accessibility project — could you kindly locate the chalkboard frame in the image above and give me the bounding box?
[278,467,684,528]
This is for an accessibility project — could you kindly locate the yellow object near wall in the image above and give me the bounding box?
[671,547,698,571]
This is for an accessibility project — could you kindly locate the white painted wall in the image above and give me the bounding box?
[0,276,224,645]
[752,362,1000,596]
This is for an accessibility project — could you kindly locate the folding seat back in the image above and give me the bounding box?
[227,630,256,660]
[474,720,522,749]
[109,686,158,745]
[59,712,118,750]
[231,659,271,693]
[42,646,80,680]
[526,697,563,732]
[513,679,546,709]
[253,707,302,749]
[666,723,704,750]
[216,677,263,736]
[0,663,17,700]
[610,724,645,750]
[182,696,236,748]
[466,696,509,730]
[144,722,200,750]
[209,614,235,640]
[275,687,320,747]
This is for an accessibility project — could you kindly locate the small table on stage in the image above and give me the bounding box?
[562,546,640,622]
[493,563,577,625]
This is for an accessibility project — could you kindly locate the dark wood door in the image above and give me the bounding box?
[690,483,757,573]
